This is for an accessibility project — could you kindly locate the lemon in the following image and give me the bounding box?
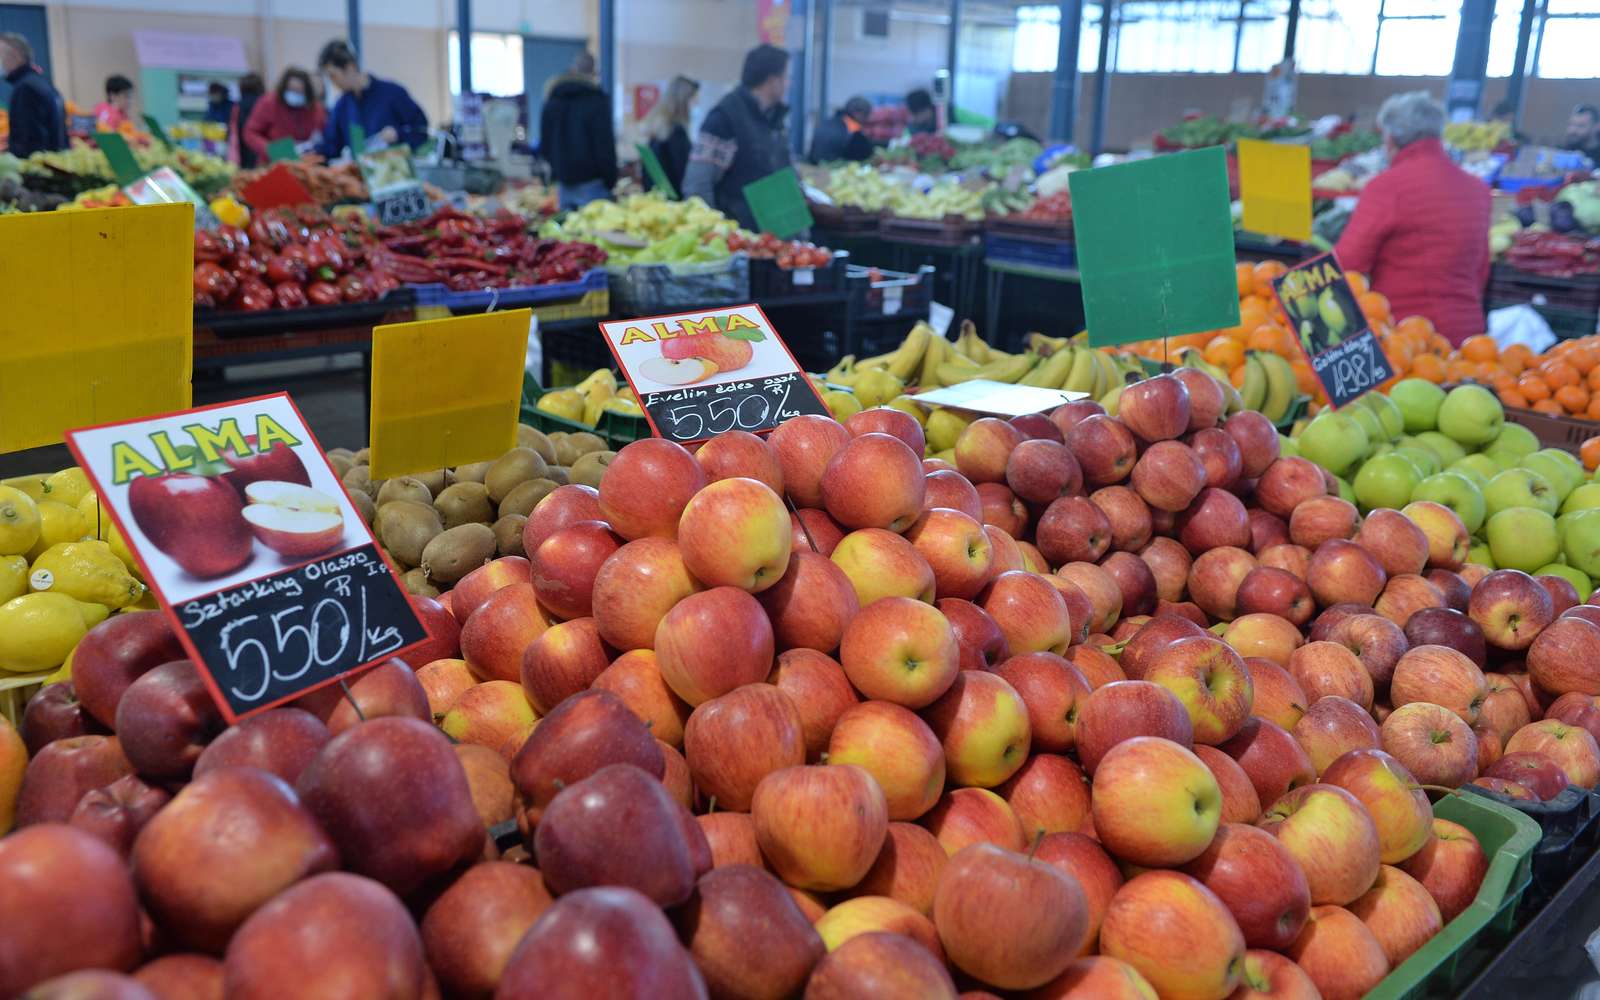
[0,593,88,673]
[77,493,141,577]
[77,601,111,629]
[44,468,91,508]
[0,475,50,502]
[0,556,25,604]
[29,541,145,609]
[25,501,87,563]
[0,487,40,557]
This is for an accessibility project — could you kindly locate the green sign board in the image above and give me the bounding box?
[267,138,298,164]
[636,143,678,200]
[93,132,145,187]
[349,124,367,157]
[1068,146,1240,347]
[142,114,174,151]
[743,166,813,239]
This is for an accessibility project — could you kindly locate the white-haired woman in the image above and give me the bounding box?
[1334,91,1491,346]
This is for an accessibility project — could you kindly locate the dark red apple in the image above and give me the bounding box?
[71,611,187,730]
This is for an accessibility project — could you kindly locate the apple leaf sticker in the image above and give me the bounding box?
[171,444,233,479]
[722,328,766,343]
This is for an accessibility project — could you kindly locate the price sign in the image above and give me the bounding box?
[66,393,431,722]
[1270,252,1394,408]
[373,182,431,226]
[601,304,830,444]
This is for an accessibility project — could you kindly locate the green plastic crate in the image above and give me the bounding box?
[521,375,650,451]
[1365,791,1541,1000]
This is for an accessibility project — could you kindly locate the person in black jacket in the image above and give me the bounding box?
[682,44,792,230]
[641,74,698,194]
[541,51,618,210]
[809,96,874,163]
[0,33,66,158]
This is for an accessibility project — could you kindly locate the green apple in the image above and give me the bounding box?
[1468,541,1495,568]
[1524,449,1585,498]
[1371,441,1396,457]
[1561,482,1600,514]
[1487,507,1560,574]
[1388,379,1446,434]
[1296,411,1370,477]
[1449,454,1500,486]
[1362,392,1406,441]
[1411,471,1487,534]
[1436,384,1505,447]
[1353,453,1424,511]
[1485,422,1540,461]
[1483,468,1560,518]
[1415,431,1468,469]
[1537,562,1594,601]
[1393,445,1441,478]
[1334,475,1357,505]
[1279,434,1299,458]
[1349,408,1386,455]
[1563,509,1600,579]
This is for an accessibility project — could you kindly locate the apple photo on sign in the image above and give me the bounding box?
[605,307,800,394]
[70,395,363,606]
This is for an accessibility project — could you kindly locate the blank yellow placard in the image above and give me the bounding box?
[0,203,193,453]
[1238,139,1312,243]
[369,309,531,479]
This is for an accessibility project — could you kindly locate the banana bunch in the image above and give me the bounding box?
[1444,120,1511,152]
[1237,350,1299,424]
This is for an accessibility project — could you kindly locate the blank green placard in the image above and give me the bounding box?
[1069,147,1240,347]
[93,133,145,186]
[142,114,174,150]
[267,138,297,163]
[636,143,678,199]
[743,167,814,239]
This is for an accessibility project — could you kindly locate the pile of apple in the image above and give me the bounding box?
[11,365,1600,1000]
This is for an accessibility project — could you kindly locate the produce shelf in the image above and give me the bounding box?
[409,269,609,324]
[193,291,417,339]
[1487,263,1600,315]
[749,251,848,299]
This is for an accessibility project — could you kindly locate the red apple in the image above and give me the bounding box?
[1255,458,1327,518]
[937,597,1010,672]
[1074,680,1194,775]
[419,861,553,1000]
[597,438,706,541]
[757,550,860,655]
[923,471,983,522]
[1067,414,1137,486]
[1289,641,1375,711]
[1092,486,1154,554]
[592,649,693,749]
[921,785,1027,855]
[1223,612,1304,668]
[1390,644,1487,725]
[1328,613,1409,688]
[1246,657,1310,732]
[1307,539,1388,609]
[1131,440,1206,512]
[1250,510,1293,555]
[1217,717,1316,806]
[921,670,1032,787]
[696,429,785,494]
[1506,719,1600,787]
[979,571,1075,656]
[193,707,330,784]
[448,557,530,625]
[15,735,133,827]
[1180,823,1310,950]
[1056,561,1124,635]
[998,752,1091,837]
[1049,398,1106,436]
[854,821,948,914]
[1293,696,1382,775]
[1119,373,1191,443]
[1137,536,1192,605]
[128,472,252,579]
[1235,567,1314,626]
[1353,508,1430,578]
[791,507,846,556]
[1119,614,1208,680]
[955,418,1025,485]
[1177,487,1252,555]
[510,689,664,827]
[460,582,552,683]
[1188,546,1259,622]
[1098,870,1245,1000]
[67,774,169,858]
[1258,783,1381,906]
[1399,817,1487,921]
[904,508,995,602]
[822,433,927,533]
[1528,614,1600,696]
[1225,410,1281,479]
[1189,426,1244,489]
[1259,541,1311,580]
[684,683,805,811]
[70,612,186,730]
[677,864,825,999]
[996,652,1091,753]
[1469,569,1556,652]
[1348,864,1442,968]
[803,931,957,999]
[1036,496,1111,567]
[766,648,858,760]
[1380,702,1478,788]
[1286,904,1391,1000]
[933,842,1089,990]
[752,764,889,891]
[590,538,701,652]
[1011,411,1064,443]
[1289,496,1360,550]
[523,484,602,553]
[1483,750,1569,800]
[1007,439,1084,505]
[655,586,775,706]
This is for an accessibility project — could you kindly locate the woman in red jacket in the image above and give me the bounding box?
[243,67,327,161]
[1334,91,1491,346]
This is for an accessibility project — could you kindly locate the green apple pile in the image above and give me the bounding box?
[1293,379,1600,599]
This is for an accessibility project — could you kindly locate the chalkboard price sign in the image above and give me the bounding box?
[374,182,431,226]
[643,370,831,443]
[1271,253,1394,408]
[176,543,428,718]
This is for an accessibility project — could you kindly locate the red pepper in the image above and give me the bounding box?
[233,278,274,312]
[194,290,216,309]
[193,231,226,263]
[338,273,372,302]
[265,255,309,285]
[274,282,309,310]
[307,281,342,306]
[194,262,237,301]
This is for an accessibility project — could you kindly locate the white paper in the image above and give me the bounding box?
[912,379,1088,417]
[929,301,954,338]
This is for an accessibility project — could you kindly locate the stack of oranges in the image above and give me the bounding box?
[1450,335,1600,419]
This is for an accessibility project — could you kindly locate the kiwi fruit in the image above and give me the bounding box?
[347,489,376,526]
[484,448,550,504]
[326,447,355,462]
[353,447,371,465]
[327,454,354,478]
[545,467,570,485]
[569,451,614,489]
[435,481,496,529]
[402,567,439,598]
[376,476,433,507]
[452,461,492,484]
[516,424,558,465]
[553,433,606,466]
[422,523,496,585]
[342,465,373,496]
[414,468,450,496]
[498,478,560,519]
[377,500,443,567]
[493,514,528,558]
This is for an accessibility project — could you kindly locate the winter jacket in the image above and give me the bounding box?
[243,93,328,160]
[4,64,65,157]
[316,75,428,158]
[540,74,618,189]
[682,87,791,231]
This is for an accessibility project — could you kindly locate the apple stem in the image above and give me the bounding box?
[707,796,718,815]
[337,678,366,723]
[783,494,821,554]
[1027,829,1044,861]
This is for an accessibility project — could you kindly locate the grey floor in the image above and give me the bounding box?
[0,357,372,480]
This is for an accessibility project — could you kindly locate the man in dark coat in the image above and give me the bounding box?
[0,33,66,158]
[683,44,792,230]
[540,51,618,211]
[809,96,874,163]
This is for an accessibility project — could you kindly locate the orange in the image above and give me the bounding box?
[1541,359,1581,389]
[1492,374,1517,393]
[1518,374,1552,401]
[1588,396,1600,421]
[1358,291,1392,323]
[1587,365,1600,392]
[1248,324,1285,353]
[1346,272,1369,296]
[1499,388,1530,409]
[1533,398,1565,416]
[1236,262,1255,298]
[1410,354,1447,383]
[1290,360,1318,395]
[1557,384,1590,414]
[1395,315,1434,340]
[1252,260,1287,299]
[1460,335,1498,364]
[1204,336,1246,370]
[1237,298,1269,334]
[1584,438,1600,471]
[1569,345,1599,375]
[1230,365,1248,389]
[1446,359,1478,382]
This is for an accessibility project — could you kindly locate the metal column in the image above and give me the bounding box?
[346,0,360,56]
[1089,0,1113,155]
[1504,0,1538,126]
[1049,0,1083,145]
[790,0,810,157]
[599,0,615,97]
[947,0,962,121]
[1284,0,1301,60]
[457,0,472,97]
[818,0,833,120]
[1447,0,1495,118]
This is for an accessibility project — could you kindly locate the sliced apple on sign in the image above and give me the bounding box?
[242,481,346,558]
[639,356,718,387]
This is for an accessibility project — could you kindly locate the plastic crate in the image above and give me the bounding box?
[1365,791,1541,1000]
[845,264,934,322]
[608,255,750,317]
[749,251,848,300]
[985,231,1076,272]
[986,214,1074,242]
[808,201,881,232]
[1463,783,1600,910]
[409,269,609,324]
[1502,403,1597,456]
[879,214,983,247]
[1487,263,1600,314]
[520,376,649,451]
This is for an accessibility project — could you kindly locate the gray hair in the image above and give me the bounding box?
[0,32,31,64]
[1377,91,1445,148]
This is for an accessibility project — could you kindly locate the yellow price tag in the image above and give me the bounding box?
[369,309,531,479]
[1237,138,1312,243]
[0,203,193,453]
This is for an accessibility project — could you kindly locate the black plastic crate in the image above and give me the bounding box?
[1461,783,1599,911]
[1487,263,1600,314]
[985,231,1076,272]
[845,264,934,322]
[750,251,848,300]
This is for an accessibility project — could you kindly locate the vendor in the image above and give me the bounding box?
[243,67,327,164]
[906,88,937,134]
[809,96,874,163]
[314,40,428,158]
[95,75,134,133]
[683,44,793,231]
[1333,91,1490,346]
[1564,104,1600,163]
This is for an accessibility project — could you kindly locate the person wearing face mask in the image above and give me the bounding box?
[0,32,66,157]
[243,67,327,163]
[314,39,428,158]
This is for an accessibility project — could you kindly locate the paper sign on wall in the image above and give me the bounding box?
[1237,139,1312,242]
[66,393,430,722]
[601,304,831,444]
[0,203,192,454]
[1069,147,1240,347]
[1270,252,1394,408]
[369,310,531,478]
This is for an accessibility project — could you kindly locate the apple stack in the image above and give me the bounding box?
[2,366,1592,1000]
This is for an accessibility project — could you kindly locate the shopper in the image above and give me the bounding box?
[314,40,428,158]
[204,82,233,125]
[641,74,699,194]
[809,96,874,163]
[1564,103,1600,163]
[244,67,328,164]
[682,44,793,230]
[539,51,619,210]
[905,88,937,134]
[231,73,265,167]
[1334,91,1490,346]
[0,32,66,157]
[95,75,135,133]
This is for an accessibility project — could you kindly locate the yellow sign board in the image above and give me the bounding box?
[1237,138,1312,243]
[0,203,193,453]
[369,309,531,478]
